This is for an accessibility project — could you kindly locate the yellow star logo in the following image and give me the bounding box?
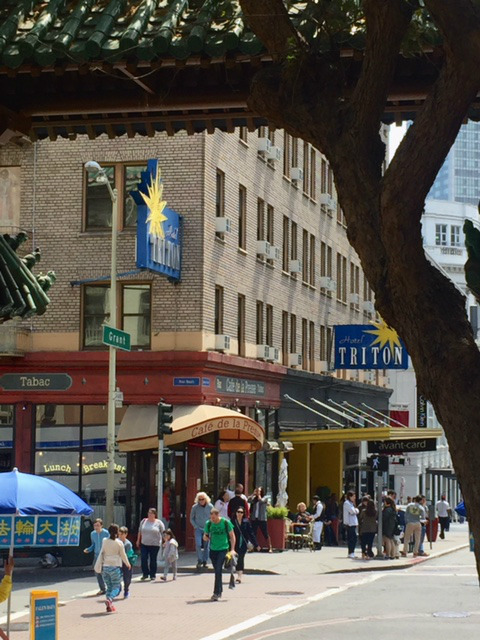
[141,168,168,239]
[364,319,402,354]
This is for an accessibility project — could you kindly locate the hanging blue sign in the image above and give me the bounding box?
[132,158,182,282]
[0,516,82,548]
[334,322,409,370]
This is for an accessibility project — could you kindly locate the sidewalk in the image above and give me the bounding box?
[2,524,469,640]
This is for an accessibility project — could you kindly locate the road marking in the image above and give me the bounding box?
[198,574,382,640]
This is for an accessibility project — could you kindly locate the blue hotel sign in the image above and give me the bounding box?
[334,322,409,370]
[132,158,182,281]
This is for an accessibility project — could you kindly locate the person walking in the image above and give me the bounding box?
[231,506,258,583]
[436,495,451,539]
[118,526,135,598]
[228,485,250,519]
[214,491,231,519]
[161,529,179,581]
[83,518,109,595]
[382,497,397,560]
[323,493,339,546]
[136,507,165,581]
[190,492,213,571]
[358,498,377,559]
[203,508,236,601]
[94,524,130,613]
[0,556,13,603]
[343,491,359,558]
[400,495,423,557]
[249,487,272,552]
[311,495,325,550]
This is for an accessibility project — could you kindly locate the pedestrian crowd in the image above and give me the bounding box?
[82,486,455,613]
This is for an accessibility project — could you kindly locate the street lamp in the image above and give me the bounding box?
[84,160,118,525]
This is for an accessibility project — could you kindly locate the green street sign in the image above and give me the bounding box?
[102,325,131,351]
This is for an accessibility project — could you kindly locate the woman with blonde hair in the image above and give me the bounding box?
[189,491,213,570]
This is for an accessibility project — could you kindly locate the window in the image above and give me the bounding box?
[309,234,316,286]
[290,314,297,353]
[216,170,225,218]
[0,405,14,473]
[310,148,316,199]
[320,325,327,361]
[257,198,265,241]
[238,185,247,250]
[237,295,245,356]
[336,254,347,303]
[291,222,298,261]
[214,286,224,334]
[302,318,308,369]
[266,305,273,346]
[282,216,290,272]
[321,159,327,194]
[256,301,264,344]
[302,229,309,282]
[435,224,447,246]
[327,163,333,195]
[266,204,274,265]
[283,133,291,178]
[282,311,289,365]
[83,283,151,349]
[292,138,298,170]
[451,225,461,247]
[239,127,248,143]
[303,142,309,193]
[309,321,315,372]
[84,163,147,230]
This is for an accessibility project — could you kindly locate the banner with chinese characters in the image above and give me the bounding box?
[0,515,81,548]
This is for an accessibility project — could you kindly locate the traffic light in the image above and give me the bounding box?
[367,454,389,472]
[158,401,173,436]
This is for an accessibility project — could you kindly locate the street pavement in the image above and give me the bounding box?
[0,523,469,639]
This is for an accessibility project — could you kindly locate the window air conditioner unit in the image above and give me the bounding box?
[268,245,281,261]
[258,138,272,153]
[256,240,271,257]
[289,353,302,367]
[319,193,335,211]
[215,217,232,234]
[215,335,231,351]
[319,360,330,373]
[267,146,282,162]
[290,259,302,274]
[363,300,375,314]
[348,292,360,305]
[290,167,304,182]
[268,346,280,363]
[319,276,337,292]
[257,344,270,360]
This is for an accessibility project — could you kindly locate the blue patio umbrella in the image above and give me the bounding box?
[0,469,92,638]
[0,468,93,515]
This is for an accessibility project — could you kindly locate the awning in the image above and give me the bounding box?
[279,427,444,445]
[117,405,265,453]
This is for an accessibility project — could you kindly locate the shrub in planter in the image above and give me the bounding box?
[262,506,288,550]
[267,506,289,519]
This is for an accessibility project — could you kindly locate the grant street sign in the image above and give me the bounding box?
[0,373,72,391]
[102,325,131,351]
[368,439,437,455]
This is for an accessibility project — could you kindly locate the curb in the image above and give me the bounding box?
[324,543,469,574]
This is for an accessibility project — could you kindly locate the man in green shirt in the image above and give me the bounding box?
[203,508,236,601]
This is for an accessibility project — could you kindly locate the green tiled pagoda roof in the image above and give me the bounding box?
[0,0,292,68]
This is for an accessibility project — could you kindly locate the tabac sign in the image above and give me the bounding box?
[132,159,182,282]
[334,321,409,370]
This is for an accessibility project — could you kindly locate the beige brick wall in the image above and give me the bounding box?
[0,129,382,381]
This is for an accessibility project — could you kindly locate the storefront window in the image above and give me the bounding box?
[35,404,127,521]
[0,404,14,472]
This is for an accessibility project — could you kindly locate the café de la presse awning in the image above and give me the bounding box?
[279,426,444,445]
[117,405,265,453]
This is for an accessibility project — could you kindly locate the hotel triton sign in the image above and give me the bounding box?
[0,373,72,391]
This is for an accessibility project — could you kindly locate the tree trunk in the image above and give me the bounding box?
[240,0,480,584]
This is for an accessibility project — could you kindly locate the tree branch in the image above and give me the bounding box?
[351,0,413,137]
[383,2,480,226]
[239,0,307,60]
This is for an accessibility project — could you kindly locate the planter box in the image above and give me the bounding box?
[256,519,286,550]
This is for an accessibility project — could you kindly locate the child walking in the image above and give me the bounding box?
[94,524,130,613]
[161,529,178,581]
[118,526,135,598]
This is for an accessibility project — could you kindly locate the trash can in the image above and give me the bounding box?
[425,518,439,542]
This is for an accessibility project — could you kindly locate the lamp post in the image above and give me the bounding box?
[84,161,118,526]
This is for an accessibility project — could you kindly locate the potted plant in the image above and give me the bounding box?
[265,506,288,550]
